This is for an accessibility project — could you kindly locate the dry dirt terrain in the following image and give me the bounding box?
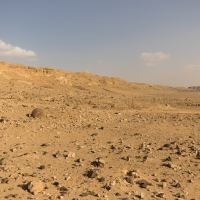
[1,61,200,200]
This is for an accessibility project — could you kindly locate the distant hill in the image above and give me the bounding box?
[0,60,184,93]
[188,86,200,90]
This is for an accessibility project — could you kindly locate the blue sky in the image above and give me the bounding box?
[1,1,200,87]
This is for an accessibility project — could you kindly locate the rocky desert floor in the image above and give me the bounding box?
[1,61,200,200]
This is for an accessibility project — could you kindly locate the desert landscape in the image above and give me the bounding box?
[1,61,200,200]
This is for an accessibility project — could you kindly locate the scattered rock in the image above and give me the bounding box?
[1,177,9,184]
[41,143,51,147]
[92,158,105,167]
[103,183,111,191]
[27,180,45,195]
[53,182,59,187]
[125,176,135,184]
[85,169,99,178]
[174,182,182,188]
[136,179,152,188]
[140,192,145,199]
[5,194,18,199]
[54,151,62,158]
[68,152,75,158]
[162,163,178,169]
[80,190,98,197]
[196,151,200,159]
[98,177,105,182]
[1,61,200,199]
[60,186,68,196]
[162,182,167,188]
[39,165,45,170]
[156,192,165,198]
[127,171,140,178]
[31,108,46,119]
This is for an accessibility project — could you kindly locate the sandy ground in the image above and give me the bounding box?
[1,61,200,200]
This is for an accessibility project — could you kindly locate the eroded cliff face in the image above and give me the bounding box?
[1,61,181,91]
[0,61,134,87]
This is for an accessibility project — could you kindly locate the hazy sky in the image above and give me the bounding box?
[1,1,200,87]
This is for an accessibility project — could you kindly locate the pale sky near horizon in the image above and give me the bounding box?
[1,1,200,87]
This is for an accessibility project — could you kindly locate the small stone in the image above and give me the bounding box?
[122,156,131,161]
[98,177,105,182]
[39,165,45,170]
[94,158,105,167]
[60,186,68,195]
[125,176,134,184]
[0,117,7,123]
[163,143,171,148]
[196,151,200,159]
[86,169,98,178]
[75,158,83,163]
[162,182,167,188]
[1,178,9,184]
[140,192,145,199]
[170,164,177,169]
[175,182,182,188]
[128,171,140,178]
[91,133,98,136]
[104,183,111,191]
[5,194,18,199]
[68,152,75,158]
[136,179,151,188]
[31,108,46,119]
[54,151,62,158]
[41,143,51,147]
[156,192,165,198]
[163,163,177,169]
[22,173,29,177]
[10,148,17,152]
[152,173,157,177]
[50,194,57,200]
[27,180,45,195]
[53,182,59,187]
[80,191,90,197]
[31,172,37,177]
[110,180,116,186]
[163,156,172,162]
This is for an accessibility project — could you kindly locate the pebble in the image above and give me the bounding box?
[196,151,200,159]
[54,151,62,158]
[136,179,151,188]
[125,177,134,184]
[140,192,145,199]
[86,169,98,178]
[68,152,75,158]
[31,108,46,119]
[27,180,45,195]
[95,158,105,167]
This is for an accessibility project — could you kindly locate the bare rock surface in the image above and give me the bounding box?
[1,61,200,199]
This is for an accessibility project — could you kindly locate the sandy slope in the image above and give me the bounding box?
[1,61,200,200]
